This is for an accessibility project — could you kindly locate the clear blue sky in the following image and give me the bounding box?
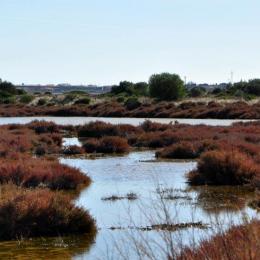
[0,0,259,85]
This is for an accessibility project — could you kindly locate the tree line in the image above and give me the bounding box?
[111,73,260,100]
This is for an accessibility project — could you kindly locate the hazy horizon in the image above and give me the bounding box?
[1,0,260,85]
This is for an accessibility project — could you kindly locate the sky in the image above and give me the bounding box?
[0,0,260,85]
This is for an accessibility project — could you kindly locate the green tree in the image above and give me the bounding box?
[111,81,134,95]
[0,80,18,95]
[133,82,149,96]
[149,73,185,100]
[246,79,260,96]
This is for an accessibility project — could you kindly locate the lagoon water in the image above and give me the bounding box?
[59,150,257,259]
[0,116,254,126]
[0,117,258,259]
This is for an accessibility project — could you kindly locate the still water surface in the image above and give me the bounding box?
[0,116,254,126]
[60,150,257,259]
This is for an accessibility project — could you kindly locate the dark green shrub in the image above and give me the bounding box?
[116,96,125,103]
[124,97,141,110]
[37,98,47,106]
[74,97,91,105]
[19,94,34,104]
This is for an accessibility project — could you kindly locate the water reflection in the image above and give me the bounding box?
[0,235,94,260]
[191,186,255,214]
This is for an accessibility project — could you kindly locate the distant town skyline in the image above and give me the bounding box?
[1,0,260,85]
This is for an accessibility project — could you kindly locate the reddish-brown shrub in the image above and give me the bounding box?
[83,136,130,154]
[156,142,198,159]
[0,188,96,240]
[156,141,217,159]
[28,120,59,134]
[83,138,101,153]
[179,220,260,260]
[129,130,178,148]
[0,158,91,190]
[0,100,259,119]
[78,121,119,138]
[98,136,130,153]
[140,120,172,132]
[78,121,142,138]
[187,150,260,186]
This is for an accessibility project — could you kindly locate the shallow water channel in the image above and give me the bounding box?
[0,148,257,259]
[61,150,257,259]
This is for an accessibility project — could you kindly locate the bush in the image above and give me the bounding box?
[130,130,178,148]
[141,120,171,132]
[116,96,125,103]
[78,121,118,138]
[19,94,34,104]
[0,96,16,104]
[189,87,206,97]
[124,97,141,110]
[0,188,96,240]
[133,82,149,96]
[29,121,59,134]
[0,80,20,95]
[35,145,46,156]
[0,158,91,190]
[246,79,260,96]
[111,81,134,95]
[83,139,101,153]
[63,93,77,104]
[37,98,47,106]
[156,142,198,159]
[179,220,260,260]
[83,136,130,154]
[149,73,185,100]
[74,97,91,105]
[156,141,217,159]
[187,150,260,186]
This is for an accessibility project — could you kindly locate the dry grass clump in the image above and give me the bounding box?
[0,186,96,240]
[178,220,260,260]
[187,150,260,187]
[0,157,91,190]
[83,136,130,154]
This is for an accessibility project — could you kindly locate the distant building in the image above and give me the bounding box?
[185,82,228,90]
